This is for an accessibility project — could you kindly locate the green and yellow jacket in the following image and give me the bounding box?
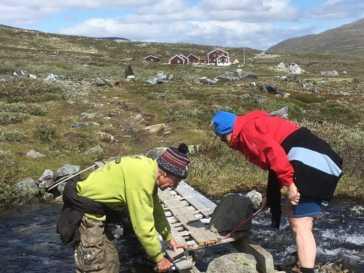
[77,155,172,262]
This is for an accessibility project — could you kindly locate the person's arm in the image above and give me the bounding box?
[153,190,172,241]
[250,133,300,204]
[125,184,165,263]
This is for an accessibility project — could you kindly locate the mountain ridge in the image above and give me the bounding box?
[269,18,364,56]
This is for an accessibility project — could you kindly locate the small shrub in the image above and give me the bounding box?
[34,124,57,143]
[0,79,64,103]
[0,102,47,116]
[0,112,29,125]
[0,129,26,142]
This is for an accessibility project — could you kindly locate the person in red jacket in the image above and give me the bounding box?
[211,110,343,273]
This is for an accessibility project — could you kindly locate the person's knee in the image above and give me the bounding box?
[290,217,313,235]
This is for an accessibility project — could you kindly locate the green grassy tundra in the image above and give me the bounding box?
[0,25,363,209]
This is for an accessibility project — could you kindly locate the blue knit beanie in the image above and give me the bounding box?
[211,111,237,136]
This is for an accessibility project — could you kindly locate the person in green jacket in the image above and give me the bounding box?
[74,144,190,273]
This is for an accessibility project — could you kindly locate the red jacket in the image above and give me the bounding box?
[230,111,299,186]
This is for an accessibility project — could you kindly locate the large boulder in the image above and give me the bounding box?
[209,193,255,234]
[206,253,258,273]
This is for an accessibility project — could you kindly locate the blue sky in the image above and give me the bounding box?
[1,0,363,49]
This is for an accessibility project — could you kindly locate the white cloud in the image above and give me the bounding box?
[200,0,297,20]
[0,1,154,24]
[60,17,277,48]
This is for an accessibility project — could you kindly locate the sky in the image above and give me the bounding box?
[1,0,363,49]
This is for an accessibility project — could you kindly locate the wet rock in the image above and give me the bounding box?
[350,205,364,216]
[144,123,167,134]
[41,192,54,202]
[206,253,257,273]
[26,149,46,159]
[55,164,80,179]
[15,178,39,205]
[38,169,55,188]
[246,190,263,210]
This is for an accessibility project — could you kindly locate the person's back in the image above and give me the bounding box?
[77,155,157,211]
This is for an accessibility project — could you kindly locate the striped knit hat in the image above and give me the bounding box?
[157,143,190,179]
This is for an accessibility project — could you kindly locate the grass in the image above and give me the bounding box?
[0,25,363,209]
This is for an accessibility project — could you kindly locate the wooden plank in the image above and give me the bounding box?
[175,181,217,217]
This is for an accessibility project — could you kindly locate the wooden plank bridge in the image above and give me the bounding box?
[159,181,238,272]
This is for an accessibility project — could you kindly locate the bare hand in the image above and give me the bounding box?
[155,257,173,272]
[168,238,186,252]
[287,183,300,205]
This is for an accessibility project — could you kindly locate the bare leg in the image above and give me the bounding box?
[289,216,316,268]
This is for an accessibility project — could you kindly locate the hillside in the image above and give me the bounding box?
[269,18,364,55]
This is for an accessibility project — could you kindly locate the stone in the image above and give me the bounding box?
[84,145,104,157]
[270,106,289,119]
[97,131,115,143]
[245,190,263,210]
[126,75,136,81]
[209,193,255,234]
[45,73,58,81]
[199,77,218,85]
[145,147,167,159]
[80,112,97,120]
[55,164,80,178]
[144,123,166,134]
[38,169,55,188]
[260,84,281,95]
[95,77,107,86]
[15,177,39,205]
[320,70,339,77]
[243,244,275,273]
[26,149,45,159]
[206,253,257,273]
[288,63,304,75]
[146,72,171,85]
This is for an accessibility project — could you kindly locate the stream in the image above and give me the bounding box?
[0,201,363,273]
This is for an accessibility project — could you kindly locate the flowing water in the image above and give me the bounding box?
[0,201,363,273]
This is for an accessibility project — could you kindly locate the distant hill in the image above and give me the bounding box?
[269,18,364,56]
